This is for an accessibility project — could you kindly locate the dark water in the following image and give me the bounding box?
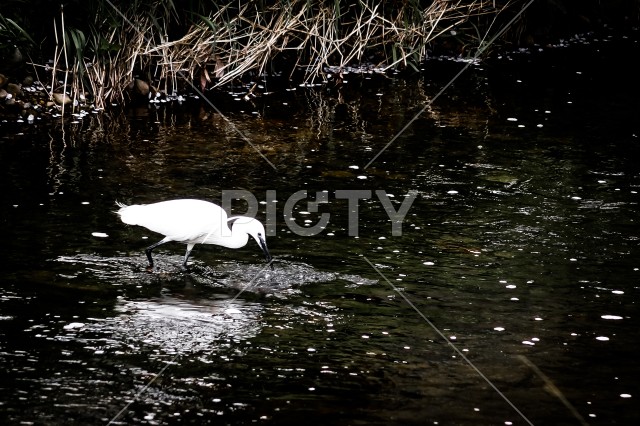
[1,30,639,425]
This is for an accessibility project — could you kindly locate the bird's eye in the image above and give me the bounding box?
[257,232,262,237]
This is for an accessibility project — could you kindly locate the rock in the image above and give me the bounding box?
[0,88,7,100]
[133,79,150,97]
[7,47,24,70]
[6,83,22,97]
[0,74,7,88]
[52,93,72,105]
[23,76,34,86]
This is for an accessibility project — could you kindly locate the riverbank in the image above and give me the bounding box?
[2,20,636,128]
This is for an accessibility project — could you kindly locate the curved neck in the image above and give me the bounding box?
[219,229,249,249]
[197,220,250,249]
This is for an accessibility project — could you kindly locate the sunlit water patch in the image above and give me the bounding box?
[12,296,266,424]
[51,296,264,361]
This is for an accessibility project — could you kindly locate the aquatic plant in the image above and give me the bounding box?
[0,8,35,72]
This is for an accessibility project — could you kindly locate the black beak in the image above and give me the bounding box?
[258,235,272,263]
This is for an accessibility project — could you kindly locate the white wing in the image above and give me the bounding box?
[118,199,228,244]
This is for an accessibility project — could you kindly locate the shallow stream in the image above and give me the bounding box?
[1,29,639,425]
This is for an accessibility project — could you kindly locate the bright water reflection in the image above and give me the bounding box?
[1,30,639,425]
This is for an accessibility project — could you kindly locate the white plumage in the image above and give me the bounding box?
[116,199,271,269]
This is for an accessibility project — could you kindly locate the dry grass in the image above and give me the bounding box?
[159,1,508,86]
[29,0,513,109]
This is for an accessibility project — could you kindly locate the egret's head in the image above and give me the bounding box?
[229,217,272,262]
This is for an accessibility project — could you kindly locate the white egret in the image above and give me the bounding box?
[116,199,271,269]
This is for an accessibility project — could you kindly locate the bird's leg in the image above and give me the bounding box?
[145,238,169,269]
[181,243,195,271]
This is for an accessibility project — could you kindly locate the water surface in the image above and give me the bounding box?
[1,29,639,425]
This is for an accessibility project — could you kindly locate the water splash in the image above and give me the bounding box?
[52,254,377,292]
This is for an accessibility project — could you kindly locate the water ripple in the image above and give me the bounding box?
[55,296,263,360]
[52,254,377,292]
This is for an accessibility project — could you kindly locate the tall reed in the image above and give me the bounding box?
[23,0,516,108]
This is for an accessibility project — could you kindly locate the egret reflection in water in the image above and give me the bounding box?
[56,296,264,360]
